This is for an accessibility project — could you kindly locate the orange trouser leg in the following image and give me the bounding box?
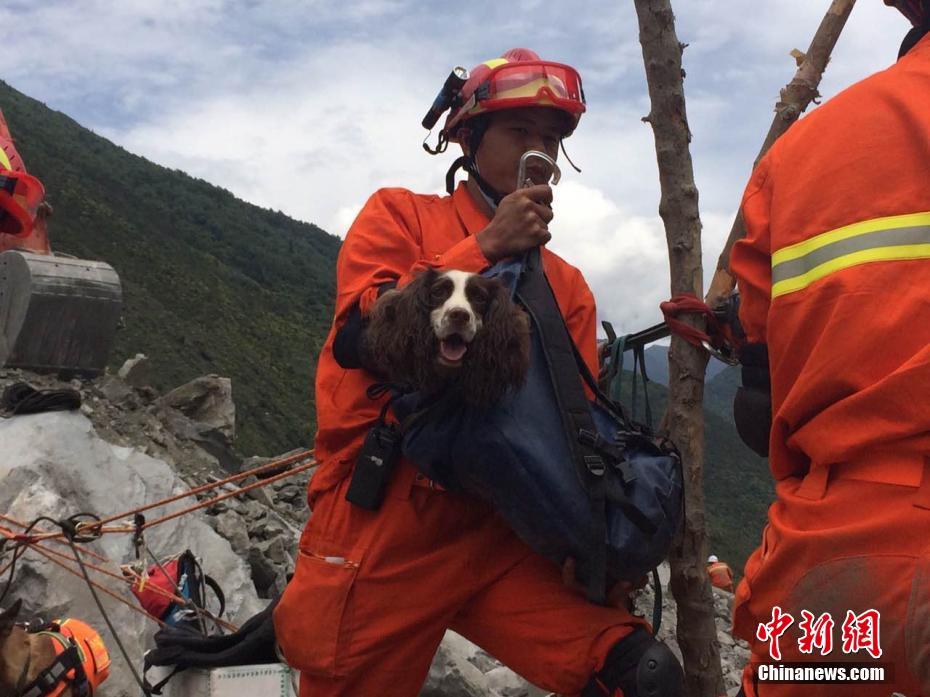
[274,462,644,697]
[733,476,930,697]
[451,539,646,695]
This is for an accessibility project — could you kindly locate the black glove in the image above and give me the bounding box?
[733,342,771,458]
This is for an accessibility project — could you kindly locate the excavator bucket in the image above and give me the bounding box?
[0,109,123,376]
[0,251,122,376]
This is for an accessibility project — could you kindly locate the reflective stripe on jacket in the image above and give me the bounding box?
[731,33,930,481]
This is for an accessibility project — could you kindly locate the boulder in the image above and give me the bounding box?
[158,375,235,442]
[419,631,550,697]
[117,353,151,388]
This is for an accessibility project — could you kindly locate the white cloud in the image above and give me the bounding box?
[0,0,911,334]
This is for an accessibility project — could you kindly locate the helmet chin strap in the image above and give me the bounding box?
[443,155,505,209]
[444,116,506,207]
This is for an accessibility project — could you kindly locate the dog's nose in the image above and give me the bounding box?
[446,308,470,326]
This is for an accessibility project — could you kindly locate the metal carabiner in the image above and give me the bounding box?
[516,150,561,190]
[701,340,740,366]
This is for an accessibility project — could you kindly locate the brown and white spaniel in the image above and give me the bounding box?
[366,268,530,407]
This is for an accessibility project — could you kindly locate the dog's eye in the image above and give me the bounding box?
[466,282,490,313]
[430,279,453,307]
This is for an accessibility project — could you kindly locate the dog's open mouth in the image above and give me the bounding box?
[439,333,468,366]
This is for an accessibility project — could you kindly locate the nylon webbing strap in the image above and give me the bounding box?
[20,644,88,697]
[516,247,608,604]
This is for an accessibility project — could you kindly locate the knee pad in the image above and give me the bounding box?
[582,628,684,697]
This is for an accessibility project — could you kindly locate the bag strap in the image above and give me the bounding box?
[516,247,610,604]
[204,575,226,621]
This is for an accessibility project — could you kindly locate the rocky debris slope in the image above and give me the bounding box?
[0,363,749,697]
[1,363,311,601]
[0,411,264,697]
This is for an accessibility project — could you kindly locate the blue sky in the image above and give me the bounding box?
[0,1,908,334]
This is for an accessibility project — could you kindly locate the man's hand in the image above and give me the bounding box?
[476,184,553,263]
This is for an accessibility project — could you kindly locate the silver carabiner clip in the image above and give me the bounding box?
[516,150,561,190]
[701,340,740,366]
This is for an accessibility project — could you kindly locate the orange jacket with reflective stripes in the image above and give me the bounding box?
[310,183,598,500]
[731,35,930,482]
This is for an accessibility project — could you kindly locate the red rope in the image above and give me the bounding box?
[660,294,716,348]
[659,294,738,357]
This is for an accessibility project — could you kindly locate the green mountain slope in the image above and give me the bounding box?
[1,81,341,455]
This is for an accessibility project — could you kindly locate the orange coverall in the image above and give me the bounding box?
[274,183,644,696]
[707,561,734,593]
[730,34,930,696]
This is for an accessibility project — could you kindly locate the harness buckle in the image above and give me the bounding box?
[584,455,606,477]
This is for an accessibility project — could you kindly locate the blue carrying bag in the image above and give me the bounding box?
[394,249,683,603]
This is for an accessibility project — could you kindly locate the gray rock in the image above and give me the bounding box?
[158,375,235,441]
[117,353,151,388]
[240,447,307,479]
[96,374,134,405]
[419,632,548,697]
[247,546,281,594]
[256,536,288,565]
[210,511,251,555]
[421,633,492,697]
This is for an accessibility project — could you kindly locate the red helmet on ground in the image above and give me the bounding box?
[443,48,586,143]
[886,0,928,26]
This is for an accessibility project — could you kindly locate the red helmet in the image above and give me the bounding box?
[443,48,586,143]
[0,109,46,240]
[886,0,927,25]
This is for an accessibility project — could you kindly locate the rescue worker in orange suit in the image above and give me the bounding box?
[730,2,930,694]
[706,555,734,593]
[273,49,684,697]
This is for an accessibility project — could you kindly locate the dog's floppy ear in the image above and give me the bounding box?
[366,269,438,385]
[464,276,531,406]
[0,599,22,641]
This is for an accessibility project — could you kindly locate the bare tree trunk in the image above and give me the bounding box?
[632,2,720,695]
[706,0,858,306]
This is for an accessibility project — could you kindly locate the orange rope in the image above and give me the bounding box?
[9,525,133,544]
[0,450,315,543]
[19,539,168,627]
[0,449,315,633]
[142,459,316,530]
[0,514,110,563]
[2,527,238,632]
[93,449,315,529]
